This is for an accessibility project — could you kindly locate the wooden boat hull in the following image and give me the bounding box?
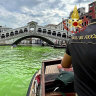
[27,59,76,96]
[26,70,41,96]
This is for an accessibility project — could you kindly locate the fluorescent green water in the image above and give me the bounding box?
[0,46,65,96]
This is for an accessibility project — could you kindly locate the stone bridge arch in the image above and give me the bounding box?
[12,35,54,45]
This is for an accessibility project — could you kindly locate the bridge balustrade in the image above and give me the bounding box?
[15,31,18,35]
[1,34,5,38]
[43,29,46,33]
[57,32,61,37]
[0,25,69,45]
[47,30,51,35]
[19,29,23,33]
[38,28,42,32]
[37,28,67,39]
[6,33,9,37]
[52,31,56,36]
[10,32,14,36]
[24,28,28,32]
[62,33,66,38]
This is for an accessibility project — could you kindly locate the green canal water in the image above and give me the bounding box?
[0,46,65,96]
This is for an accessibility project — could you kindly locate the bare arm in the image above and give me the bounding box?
[61,53,72,68]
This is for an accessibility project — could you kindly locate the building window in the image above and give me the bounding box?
[95,6,96,13]
[89,10,93,13]
[86,16,88,18]
[78,10,80,13]
[82,23,84,26]
[87,21,88,25]
[76,29,78,32]
[89,16,92,19]
[89,4,93,8]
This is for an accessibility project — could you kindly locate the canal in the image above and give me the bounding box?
[0,46,65,96]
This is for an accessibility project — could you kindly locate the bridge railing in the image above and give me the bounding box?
[0,26,71,41]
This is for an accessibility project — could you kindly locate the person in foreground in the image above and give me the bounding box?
[61,19,96,96]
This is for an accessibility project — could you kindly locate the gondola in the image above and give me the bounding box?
[26,59,75,96]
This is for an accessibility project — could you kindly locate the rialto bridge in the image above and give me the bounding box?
[0,21,71,46]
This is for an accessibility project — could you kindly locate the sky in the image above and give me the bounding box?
[0,0,94,28]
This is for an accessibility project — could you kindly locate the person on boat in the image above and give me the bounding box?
[61,18,96,96]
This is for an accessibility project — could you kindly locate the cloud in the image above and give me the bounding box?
[21,6,65,25]
[0,5,32,28]
[0,0,95,28]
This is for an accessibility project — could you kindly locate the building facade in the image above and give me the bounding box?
[89,1,96,20]
[45,24,58,30]
[80,13,89,27]
[69,7,85,19]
